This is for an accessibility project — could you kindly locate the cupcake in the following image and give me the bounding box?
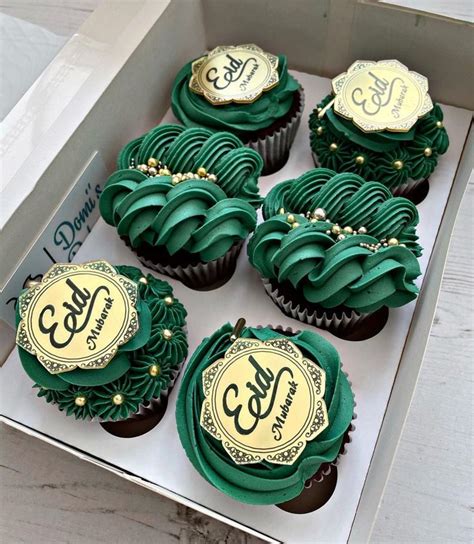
[309,60,449,204]
[248,168,422,340]
[15,261,188,438]
[176,320,355,511]
[99,124,263,290]
[171,44,304,175]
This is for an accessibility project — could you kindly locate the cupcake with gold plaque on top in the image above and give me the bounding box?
[309,60,449,204]
[172,44,304,175]
[176,319,355,512]
[15,261,188,438]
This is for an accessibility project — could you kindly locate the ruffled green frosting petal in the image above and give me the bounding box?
[176,323,354,505]
[309,95,449,188]
[171,55,301,137]
[18,265,188,421]
[252,169,422,313]
[100,125,262,262]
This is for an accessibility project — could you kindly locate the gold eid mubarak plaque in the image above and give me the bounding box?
[331,59,433,132]
[200,337,329,465]
[16,261,139,374]
[189,44,279,105]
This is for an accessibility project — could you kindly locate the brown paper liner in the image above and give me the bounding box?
[263,279,388,341]
[124,237,244,291]
[245,88,305,175]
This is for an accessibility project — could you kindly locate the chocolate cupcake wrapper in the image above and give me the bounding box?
[136,241,244,290]
[262,278,367,332]
[247,88,305,175]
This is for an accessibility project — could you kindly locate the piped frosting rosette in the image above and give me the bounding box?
[176,323,354,505]
[100,125,263,288]
[249,169,422,337]
[310,95,449,199]
[17,265,188,422]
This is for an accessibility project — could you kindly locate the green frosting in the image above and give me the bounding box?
[309,96,449,189]
[251,169,422,313]
[176,323,354,505]
[19,267,188,422]
[171,54,301,138]
[100,125,262,263]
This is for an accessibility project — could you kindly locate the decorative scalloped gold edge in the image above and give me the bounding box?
[331,59,433,133]
[15,260,139,375]
[189,44,280,106]
[199,337,329,465]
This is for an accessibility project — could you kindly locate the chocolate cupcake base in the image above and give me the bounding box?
[245,88,305,175]
[391,178,430,205]
[276,422,354,514]
[123,237,244,291]
[263,279,388,341]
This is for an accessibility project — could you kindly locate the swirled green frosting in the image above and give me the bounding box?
[171,54,301,137]
[251,169,422,313]
[100,125,262,262]
[176,323,354,505]
[309,95,449,188]
[20,266,188,421]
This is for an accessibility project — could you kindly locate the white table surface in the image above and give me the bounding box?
[0,2,472,543]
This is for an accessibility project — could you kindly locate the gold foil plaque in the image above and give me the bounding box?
[200,337,329,465]
[189,44,279,105]
[332,60,433,132]
[16,261,139,374]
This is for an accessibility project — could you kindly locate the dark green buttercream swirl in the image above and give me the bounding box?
[171,54,301,137]
[309,95,449,188]
[18,266,188,421]
[253,169,422,313]
[176,323,354,505]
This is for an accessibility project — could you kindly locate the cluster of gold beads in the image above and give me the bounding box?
[130,157,171,177]
[75,395,87,407]
[171,167,217,186]
[360,238,406,252]
[279,207,406,252]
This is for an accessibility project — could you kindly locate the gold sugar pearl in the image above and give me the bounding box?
[316,126,324,136]
[197,167,207,177]
[358,226,367,234]
[355,155,365,165]
[313,208,326,220]
[164,296,174,306]
[331,225,342,235]
[160,168,171,176]
[138,277,148,285]
[148,167,158,176]
[392,160,404,170]
[147,158,158,167]
[343,226,353,235]
[148,364,160,377]
[162,329,173,341]
[337,234,346,241]
[329,142,338,152]
[291,222,300,229]
[137,164,148,173]
[388,238,399,246]
[287,214,295,224]
[436,120,443,128]
[208,174,217,182]
[423,147,433,157]
[112,393,124,406]
[75,396,87,407]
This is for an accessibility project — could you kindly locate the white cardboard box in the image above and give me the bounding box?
[1,1,473,542]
